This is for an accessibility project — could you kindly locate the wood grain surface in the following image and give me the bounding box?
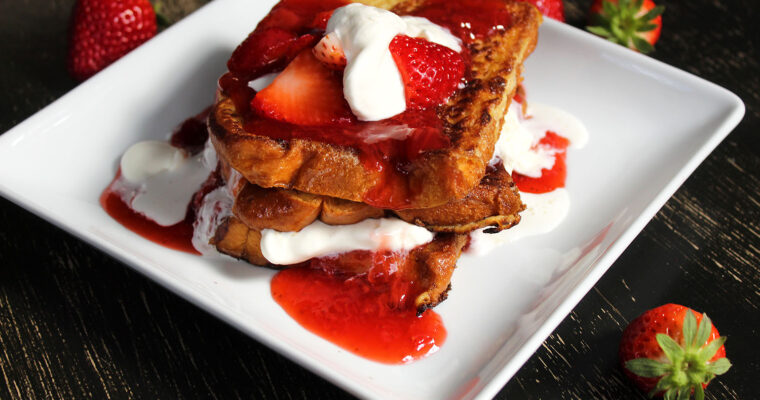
[1,0,758,399]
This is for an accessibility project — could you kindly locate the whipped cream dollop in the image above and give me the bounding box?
[192,186,233,255]
[326,4,461,121]
[116,140,216,226]
[260,218,434,265]
[192,168,245,255]
[492,101,589,177]
[468,189,570,255]
[468,100,589,254]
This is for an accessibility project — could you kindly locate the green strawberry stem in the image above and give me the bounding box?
[153,0,171,29]
[625,312,731,400]
[587,0,664,53]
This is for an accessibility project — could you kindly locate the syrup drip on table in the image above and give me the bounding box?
[271,251,447,363]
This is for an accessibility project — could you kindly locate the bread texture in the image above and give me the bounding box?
[208,0,541,209]
[231,166,524,234]
[212,215,468,311]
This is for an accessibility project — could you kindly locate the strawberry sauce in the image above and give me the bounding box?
[512,131,570,193]
[219,0,515,209]
[101,174,200,254]
[271,251,446,363]
[101,109,216,254]
[414,0,514,43]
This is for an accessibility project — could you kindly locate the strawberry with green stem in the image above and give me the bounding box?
[619,304,731,399]
[587,0,664,53]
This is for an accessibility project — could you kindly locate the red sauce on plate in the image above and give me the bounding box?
[100,109,216,254]
[100,173,200,254]
[271,251,446,363]
[102,105,447,363]
[512,131,570,193]
[103,0,524,363]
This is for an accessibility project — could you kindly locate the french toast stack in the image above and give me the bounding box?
[206,0,541,311]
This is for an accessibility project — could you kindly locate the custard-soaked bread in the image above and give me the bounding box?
[209,0,541,210]
[394,166,525,232]
[212,216,468,311]
[231,166,524,234]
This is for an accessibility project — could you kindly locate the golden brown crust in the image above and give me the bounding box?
[405,233,468,310]
[395,167,525,232]
[231,166,524,233]
[211,217,268,266]
[321,197,386,225]
[233,184,323,232]
[212,215,467,310]
[208,0,541,209]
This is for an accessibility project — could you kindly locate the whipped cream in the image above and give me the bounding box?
[326,4,461,121]
[493,102,589,176]
[260,218,434,265]
[192,186,234,255]
[469,100,589,254]
[116,140,216,226]
[468,189,570,255]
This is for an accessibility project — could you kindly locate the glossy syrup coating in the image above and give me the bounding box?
[209,0,542,209]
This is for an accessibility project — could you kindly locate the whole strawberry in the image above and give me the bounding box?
[518,0,565,22]
[619,304,731,399]
[588,0,664,53]
[68,0,158,81]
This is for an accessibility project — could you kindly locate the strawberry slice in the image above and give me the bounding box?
[227,28,319,80]
[389,35,465,109]
[251,50,353,126]
[313,33,347,70]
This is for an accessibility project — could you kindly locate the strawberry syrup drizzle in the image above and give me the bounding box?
[235,102,449,208]
[102,99,446,363]
[413,0,514,43]
[512,131,570,193]
[100,109,220,254]
[220,0,517,209]
[271,250,446,364]
[102,0,524,362]
[100,173,200,254]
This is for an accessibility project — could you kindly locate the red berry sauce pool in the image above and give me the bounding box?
[102,0,533,364]
[101,105,446,363]
[272,257,446,363]
[100,109,214,255]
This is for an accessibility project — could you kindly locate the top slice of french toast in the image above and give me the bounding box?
[209,0,541,210]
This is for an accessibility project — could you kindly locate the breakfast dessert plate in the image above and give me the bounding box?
[0,0,744,399]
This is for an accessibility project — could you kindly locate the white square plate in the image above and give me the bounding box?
[0,1,744,398]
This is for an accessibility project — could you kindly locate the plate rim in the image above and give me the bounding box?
[0,4,745,399]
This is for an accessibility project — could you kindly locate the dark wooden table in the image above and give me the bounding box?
[1,0,758,398]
